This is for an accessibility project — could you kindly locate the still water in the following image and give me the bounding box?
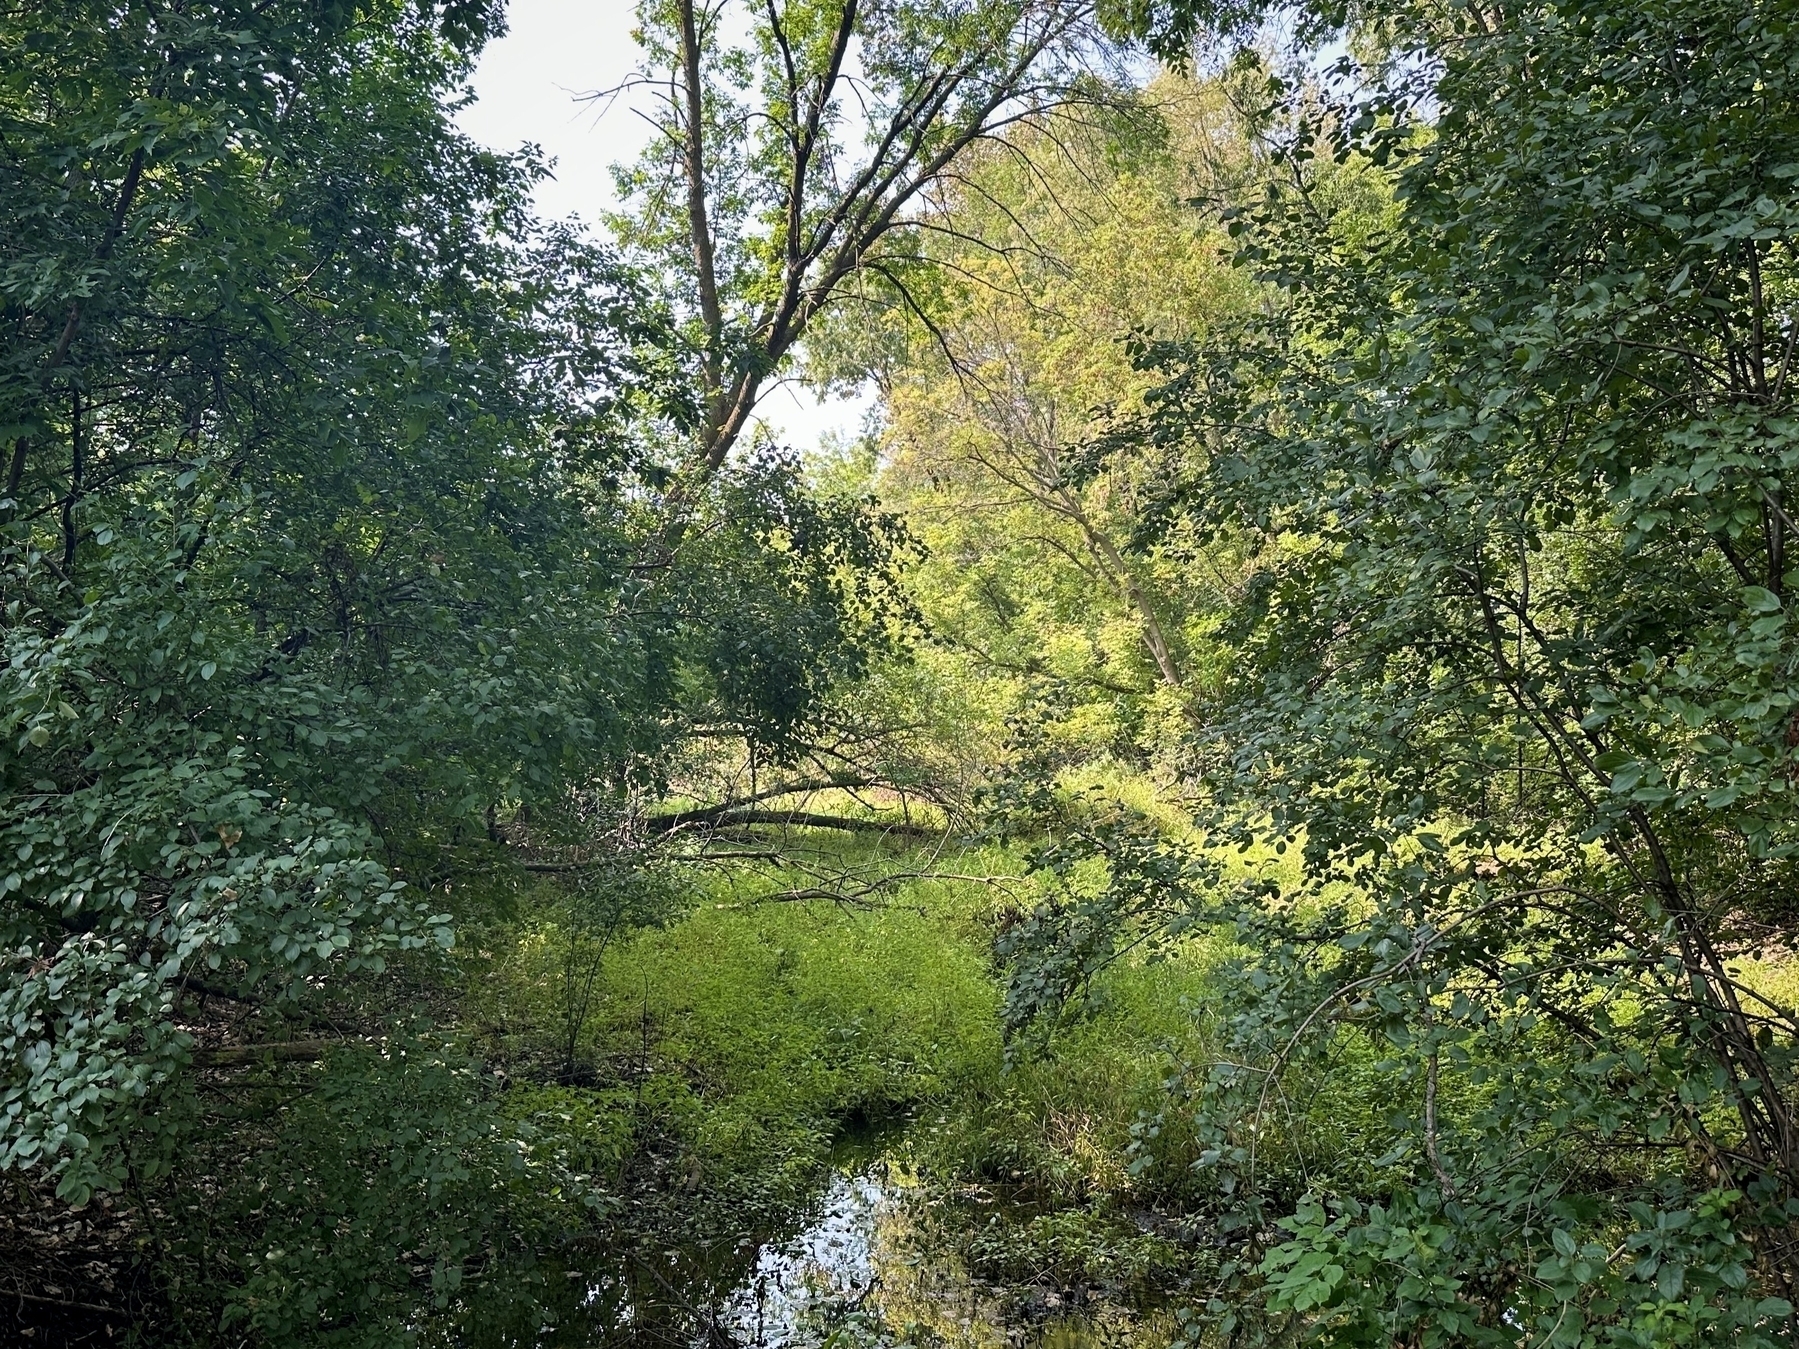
[576,1151,1166,1349]
[718,1169,887,1345]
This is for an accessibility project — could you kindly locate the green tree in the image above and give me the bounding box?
[866,79,1263,775]
[1075,0,1799,1338]
[0,0,909,1332]
[609,0,1112,497]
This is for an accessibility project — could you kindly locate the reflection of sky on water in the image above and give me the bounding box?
[717,1170,886,1347]
[573,1158,1158,1349]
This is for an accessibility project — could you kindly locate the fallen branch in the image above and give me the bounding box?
[641,780,877,833]
[696,809,940,838]
[9,1288,128,1316]
[191,1039,332,1068]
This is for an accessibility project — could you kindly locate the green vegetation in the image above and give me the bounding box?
[4,0,1799,1344]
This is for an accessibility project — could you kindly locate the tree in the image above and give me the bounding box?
[608,0,1112,504]
[0,6,906,1331]
[1065,0,1799,1337]
[867,80,1264,773]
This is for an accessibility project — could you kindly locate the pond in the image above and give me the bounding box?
[569,1137,1174,1349]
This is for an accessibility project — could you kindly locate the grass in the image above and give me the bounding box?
[449,797,1799,1340]
[465,826,1244,1268]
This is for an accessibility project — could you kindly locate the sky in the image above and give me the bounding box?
[454,0,875,454]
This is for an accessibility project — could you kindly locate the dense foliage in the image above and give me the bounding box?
[6,0,1799,1344]
[1,0,908,1335]
[865,82,1257,771]
[1040,0,1799,1340]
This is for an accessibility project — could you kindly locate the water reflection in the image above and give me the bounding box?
[719,1170,883,1346]
[679,1160,1162,1349]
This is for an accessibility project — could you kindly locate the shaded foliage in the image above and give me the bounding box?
[1001,0,1799,1341]
[1,0,910,1337]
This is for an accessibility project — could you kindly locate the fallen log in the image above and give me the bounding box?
[191,1039,332,1068]
[656,808,940,838]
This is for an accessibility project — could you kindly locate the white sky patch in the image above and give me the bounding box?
[455,0,875,455]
